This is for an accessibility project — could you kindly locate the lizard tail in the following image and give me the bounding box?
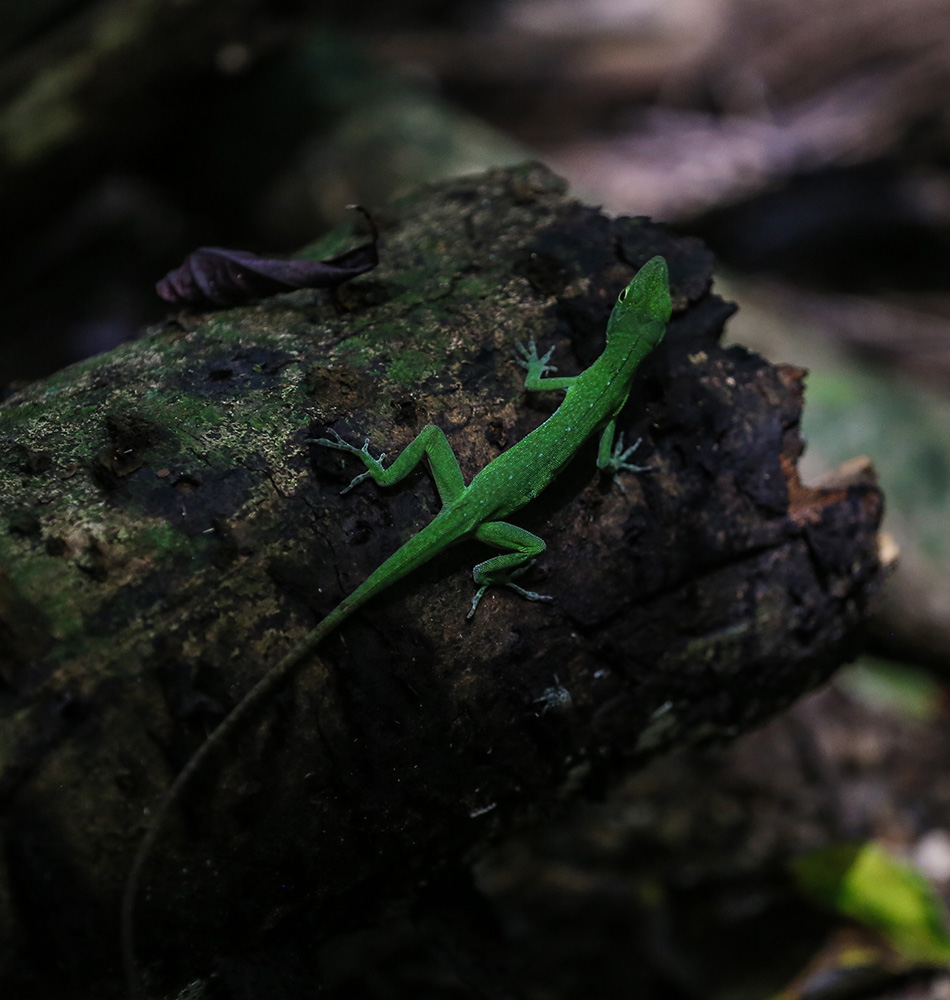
[120,617,338,999]
[122,516,461,995]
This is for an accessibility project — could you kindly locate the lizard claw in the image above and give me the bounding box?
[604,435,653,492]
[311,429,386,493]
[514,339,558,376]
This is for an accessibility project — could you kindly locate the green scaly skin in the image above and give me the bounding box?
[122,254,672,997]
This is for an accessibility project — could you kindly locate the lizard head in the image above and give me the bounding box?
[606,255,672,347]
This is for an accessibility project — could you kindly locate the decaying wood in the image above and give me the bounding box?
[0,163,885,998]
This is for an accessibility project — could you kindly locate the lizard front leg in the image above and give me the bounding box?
[596,418,652,490]
[315,425,466,504]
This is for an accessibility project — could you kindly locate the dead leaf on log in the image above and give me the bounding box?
[155,207,379,307]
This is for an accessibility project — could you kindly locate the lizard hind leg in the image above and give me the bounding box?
[468,521,552,618]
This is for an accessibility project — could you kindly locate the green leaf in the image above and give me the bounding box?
[790,842,950,965]
[836,657,943,722]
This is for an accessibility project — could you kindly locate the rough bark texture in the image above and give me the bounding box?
[0,163,884,998]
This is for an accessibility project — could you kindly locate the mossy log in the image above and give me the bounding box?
[0,163,885,998]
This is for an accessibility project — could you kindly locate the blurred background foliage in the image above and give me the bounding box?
[4,3,950,998]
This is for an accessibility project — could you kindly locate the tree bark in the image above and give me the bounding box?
[0,163,885,998]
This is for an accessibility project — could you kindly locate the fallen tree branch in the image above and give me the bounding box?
[0,163,885,998]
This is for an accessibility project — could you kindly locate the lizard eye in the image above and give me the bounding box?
[618,288,628,302]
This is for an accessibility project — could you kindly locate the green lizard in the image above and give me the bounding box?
[121,253,672,997]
